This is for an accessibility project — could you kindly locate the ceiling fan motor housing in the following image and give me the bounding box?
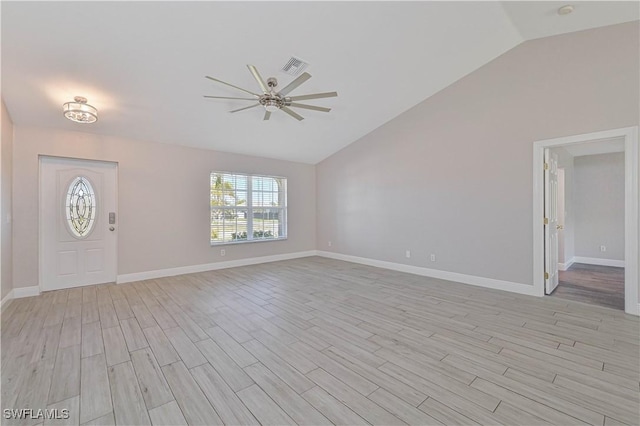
[260,77,290,111]
[259,94,286,111]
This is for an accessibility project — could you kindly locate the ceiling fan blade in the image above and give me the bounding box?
[247,65,269,93]
[278,72,312,96]
[288,91,338,101]
[281,106,304,121]
[230,103,260,113]
[289,103,331,113]
[205,76,260,97]
[263,111,271,121]
[203,96,257,101]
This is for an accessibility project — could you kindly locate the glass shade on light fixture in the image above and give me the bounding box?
[263,99,280,112]
[63,96,98,123]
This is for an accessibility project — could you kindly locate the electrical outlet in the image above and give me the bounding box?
[220,249,226,256]
[405,250,411,259]
[430,254,436,262]
[600,245,606,252]
[328,241,332,247]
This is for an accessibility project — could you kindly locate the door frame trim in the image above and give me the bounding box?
[532,126,638,315]
[38,155,119,293]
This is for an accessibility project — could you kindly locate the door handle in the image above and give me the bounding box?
[109,226,115,231]
[556,224,564,230]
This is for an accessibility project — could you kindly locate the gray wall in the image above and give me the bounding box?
[316,22,639,286]
[574,153,625,261]
[1,101,13,300]
[12,126,316,289]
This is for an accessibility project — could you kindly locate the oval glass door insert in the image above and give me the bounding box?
[65,176,97,238]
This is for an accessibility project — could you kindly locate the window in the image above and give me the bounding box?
[210,172,287,245]
[65,176,97,238]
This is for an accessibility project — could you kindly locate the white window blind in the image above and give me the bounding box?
[210,172,287,244]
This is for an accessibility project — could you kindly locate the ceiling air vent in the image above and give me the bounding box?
[281,56,309,76]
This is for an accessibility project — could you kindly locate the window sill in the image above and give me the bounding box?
[210,237,288,247]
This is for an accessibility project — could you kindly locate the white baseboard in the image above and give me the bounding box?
[558,258,575,271]
[316,251,539,297]
[12,286,41,299]
[573,256,625,268]
[1,289,14,309]
[117,250,318,284]
[4,252,632,311]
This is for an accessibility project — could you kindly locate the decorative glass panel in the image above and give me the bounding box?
[65,176,97,238]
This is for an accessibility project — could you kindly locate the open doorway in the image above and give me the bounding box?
[532,127,638,315]
[550,144,625,310]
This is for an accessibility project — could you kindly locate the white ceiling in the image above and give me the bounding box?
[2,2,638,164]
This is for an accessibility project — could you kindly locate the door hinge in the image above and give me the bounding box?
[544,163,549,170]
[544,272,549,280]
[544,217,549,225]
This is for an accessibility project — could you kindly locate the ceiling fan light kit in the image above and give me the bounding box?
[63,96,98,123]
[204,64,337,121]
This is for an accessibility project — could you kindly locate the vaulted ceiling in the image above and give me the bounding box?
[2,1,638,164]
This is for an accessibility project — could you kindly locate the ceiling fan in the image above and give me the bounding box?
[204,65,337,121]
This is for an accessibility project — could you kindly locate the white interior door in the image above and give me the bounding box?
[557,168,566,265]
[40,157,117,291]
[544,149,559,294]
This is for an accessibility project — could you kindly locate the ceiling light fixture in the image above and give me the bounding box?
[63,96,98,123]
[557,5,574,15]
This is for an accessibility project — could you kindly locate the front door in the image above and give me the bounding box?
[544,149,559,294]
[40,157,118,291]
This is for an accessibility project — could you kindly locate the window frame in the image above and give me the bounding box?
[210,171,288,246]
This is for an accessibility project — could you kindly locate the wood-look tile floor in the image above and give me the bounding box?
[2,256,639,426]
[553,263,625,310]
